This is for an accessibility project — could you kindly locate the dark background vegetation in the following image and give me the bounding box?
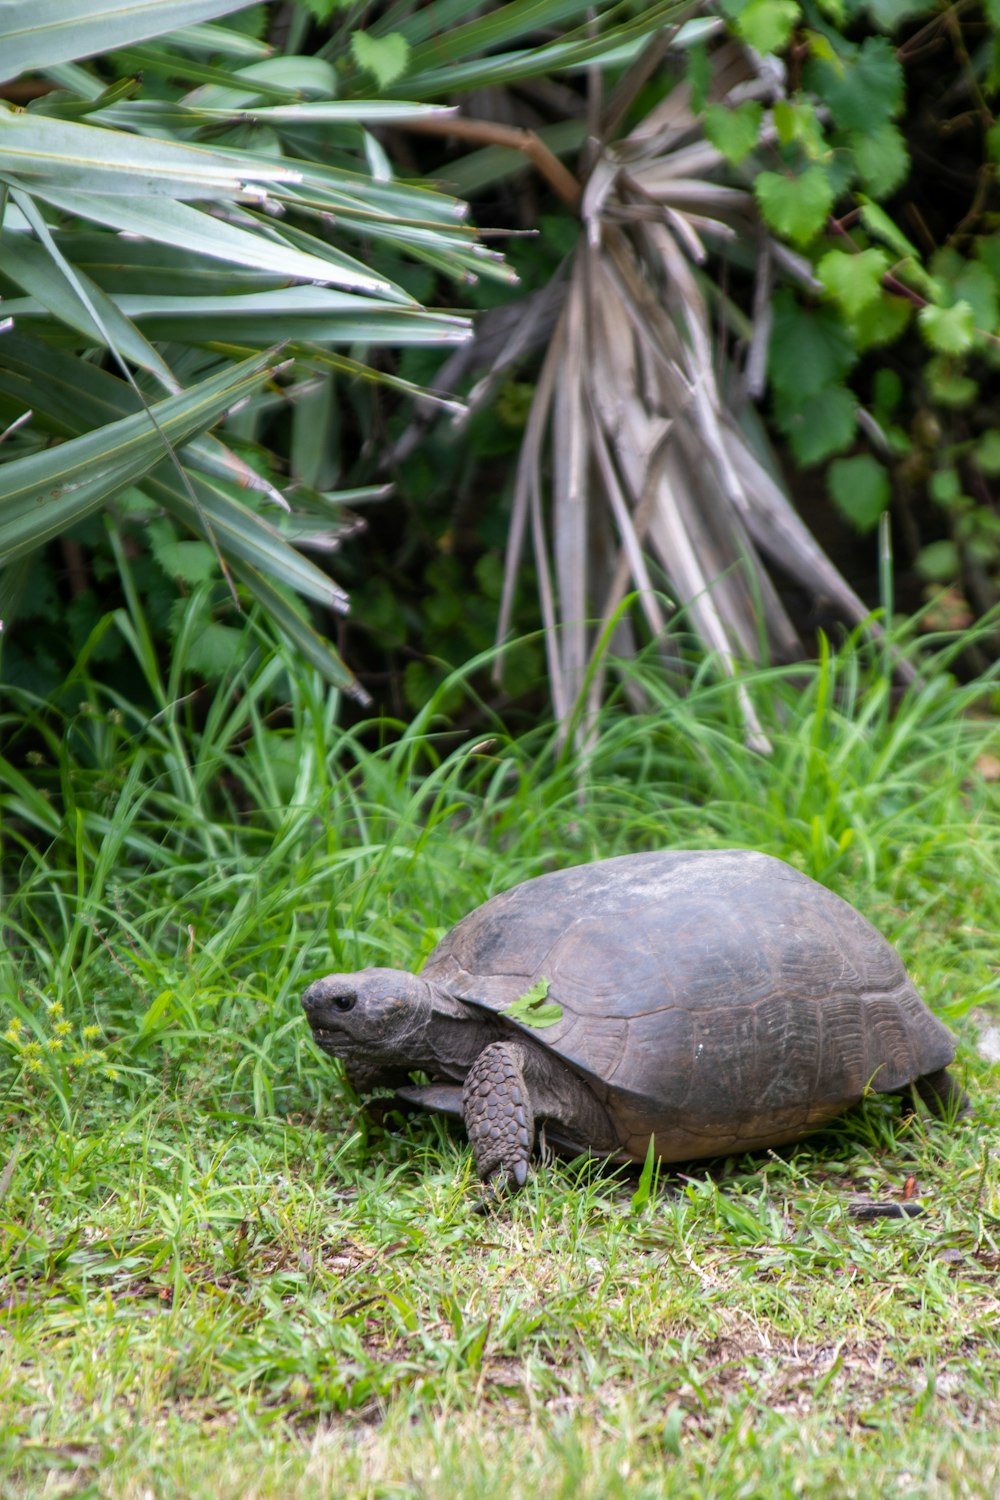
[3,0,1000,727]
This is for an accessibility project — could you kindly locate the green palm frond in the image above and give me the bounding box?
[0,0,502,696]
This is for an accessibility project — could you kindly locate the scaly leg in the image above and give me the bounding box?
[462,1041,535,1189]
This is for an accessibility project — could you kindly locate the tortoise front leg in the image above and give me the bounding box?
[462,1041,535,1188]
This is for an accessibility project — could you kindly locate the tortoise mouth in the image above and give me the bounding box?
[308,1024,370,1062]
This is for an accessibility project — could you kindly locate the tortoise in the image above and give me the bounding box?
[301,850,967,1187]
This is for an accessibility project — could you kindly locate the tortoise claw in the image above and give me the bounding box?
[473,1157,529,1213]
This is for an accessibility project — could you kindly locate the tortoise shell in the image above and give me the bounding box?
[420,850,956,1160]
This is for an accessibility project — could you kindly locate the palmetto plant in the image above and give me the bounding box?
[0,0,500,697]
[0,0,896,725]
[0,0,689,704]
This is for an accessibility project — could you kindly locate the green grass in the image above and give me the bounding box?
[1,607,999,1498]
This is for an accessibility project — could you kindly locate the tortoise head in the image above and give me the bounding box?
[301,968,435,1068]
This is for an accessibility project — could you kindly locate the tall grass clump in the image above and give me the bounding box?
[2,601,998,1126]
[1,607,998,1499]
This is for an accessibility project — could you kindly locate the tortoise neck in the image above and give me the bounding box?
[420,980,495,1080]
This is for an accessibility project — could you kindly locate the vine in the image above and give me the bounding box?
[705,0,1000,626]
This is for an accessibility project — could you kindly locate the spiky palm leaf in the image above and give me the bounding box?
[0,0,493,696]
[493,42,900,745]
[380,30,900,739]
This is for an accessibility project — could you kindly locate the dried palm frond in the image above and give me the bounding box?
[484,40,899,748]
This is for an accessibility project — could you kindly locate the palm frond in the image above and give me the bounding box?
[489,40,903,746]
[0,0,498,692]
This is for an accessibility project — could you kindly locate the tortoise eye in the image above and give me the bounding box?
[333,993,356,1013]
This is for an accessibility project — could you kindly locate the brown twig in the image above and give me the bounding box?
[61,538,90,599]
[395,115,582,210]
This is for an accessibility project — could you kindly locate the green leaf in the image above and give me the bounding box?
[947,261,998,333]
[0,220,178,392]
[298,0,350,19]
[0,104,293,197]
[160,471,349,612]
[703,102,763,166]
[755,166,833,247]
[0,285,471,348]
[0,351,277,563]
[0,0,263,79]
[851,291,912,351]
[13,186,404,300]
[503,978,563,1030]
[687,43,711,113]
[151,527,218,585]
[850,122,908,197]
[974,430,1000,477]
[872,368,902,414]
[768,291,856,399]
[827,455,890,533]
[987,119,1000,167]
[182,99,451,124]
[857,197,920,261]
[0,335,363,696]
[817,247,889,317]
[164,22,272,61]
[805,29,840,66]
[399,0,683,98]
[401,0,671,73]
[223,556,363,696]
[723,0,801,55]
[176,619,245,678]
[809,37,903,131]
[772,98,826,157]
[774,385,857,466]
[918,301,976,355]
[929,468,962,507]
[916,540,960,582]
[867,0,930,28]
[924,357,977,407]
[351,31,411,88]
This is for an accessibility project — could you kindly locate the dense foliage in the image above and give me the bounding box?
[4,2,1000,717]
[718,0,1000,633]
[335,0,1000,703]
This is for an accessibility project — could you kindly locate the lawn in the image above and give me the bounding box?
[1,618,998,1498]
